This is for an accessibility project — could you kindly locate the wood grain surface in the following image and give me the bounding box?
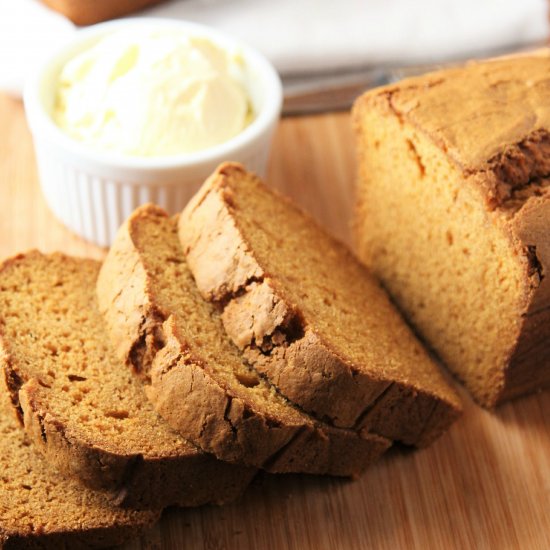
[0,93,548,550]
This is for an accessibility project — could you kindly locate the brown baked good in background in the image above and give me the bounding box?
[352,51,550,407]
[97,204,390,476]
[178,163,462,447]
[40,0,167,26]
[0,394,158,548]
[0,251,254,509]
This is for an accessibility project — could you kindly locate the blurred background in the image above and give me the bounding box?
[1,0,548,114]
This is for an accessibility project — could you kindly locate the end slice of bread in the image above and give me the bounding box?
[97,205,391,477]
[352,52,550,406]
[0,251,254,509]
[0,394,158,549]
[178,163,462,447]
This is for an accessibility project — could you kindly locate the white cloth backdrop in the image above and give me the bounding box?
[0,0,548,96]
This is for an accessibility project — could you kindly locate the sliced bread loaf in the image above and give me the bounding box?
[352,52,550,406]
[97,205,390,476]
[0,251,254,509]
[178,163,462,447]
[0,394,158,549]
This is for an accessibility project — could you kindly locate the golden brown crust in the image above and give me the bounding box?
[40,0,166,26]
[0,251,254,509]
[364,51,550,174]
[178,163,461,446]
[353,51,550,406]
[146,317,299,468]
[150,318,390,475]
[97,205,391,476]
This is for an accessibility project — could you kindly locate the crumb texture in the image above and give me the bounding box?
[0,251,253,508]
[353,50,550,406]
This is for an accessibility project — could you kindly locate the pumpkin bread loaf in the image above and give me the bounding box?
[97,205,391,476]
[178,163,462,447]
[352,51,550,407]
[0,251,254,509]
[0,394,158,549]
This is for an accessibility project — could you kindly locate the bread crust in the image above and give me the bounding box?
[178,163,461,447]
[97,206,391,476]
[0,251,254,510]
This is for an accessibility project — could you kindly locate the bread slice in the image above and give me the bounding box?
[0,395,158,549]
[0,251,254,509]
[352,52,550,407]
[97,205,390,476]
[178,163,462,447]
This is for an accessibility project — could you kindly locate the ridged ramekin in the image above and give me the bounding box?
[24,18,282,247]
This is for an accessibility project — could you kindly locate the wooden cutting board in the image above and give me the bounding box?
[0,93,548,550]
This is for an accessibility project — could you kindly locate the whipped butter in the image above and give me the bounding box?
[54,29,251,157]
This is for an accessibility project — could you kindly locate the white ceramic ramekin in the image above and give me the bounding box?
[24,18,282,247]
